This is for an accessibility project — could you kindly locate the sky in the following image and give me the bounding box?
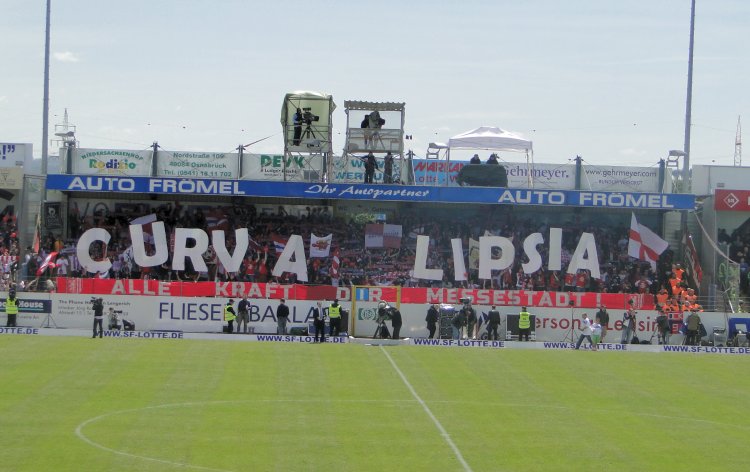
[2,0,748,168]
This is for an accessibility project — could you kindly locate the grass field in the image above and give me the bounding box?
[1,336,748,472]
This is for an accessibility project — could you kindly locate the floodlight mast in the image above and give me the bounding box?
[41,0,51,207]
[679,0,696,259]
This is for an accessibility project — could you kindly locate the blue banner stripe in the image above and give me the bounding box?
[47,175,696,210]
[356,288,369,301]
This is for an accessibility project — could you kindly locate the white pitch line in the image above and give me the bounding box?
[74,399,420,471]
[379,345,473,472]
[75,403,234,472]
[75,398,744,471]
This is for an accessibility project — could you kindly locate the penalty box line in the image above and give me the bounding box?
[379,345,472,472]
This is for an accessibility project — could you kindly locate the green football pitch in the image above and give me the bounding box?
[1,336,748,472]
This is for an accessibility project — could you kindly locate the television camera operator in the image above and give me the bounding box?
[377,301,402,339]
[292,108,303,146]
[390,304,402,339]
[91,297,104,338]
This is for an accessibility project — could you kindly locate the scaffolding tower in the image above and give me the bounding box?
[280,91,336,182]
[336,101,407,184]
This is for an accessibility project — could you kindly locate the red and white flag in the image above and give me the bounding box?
[37,251,58,276]
[330,248,340,279]
[310,233,332,258]
[364,224,402,248]
[628,213,668,270]
[272,236,287,254]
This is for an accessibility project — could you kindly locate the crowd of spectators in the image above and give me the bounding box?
[0,206,19,292]
[19,200,679,297]
[718,227,750,297]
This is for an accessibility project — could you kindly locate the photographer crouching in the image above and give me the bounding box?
[108,307,123,331]
[91,297,104,338]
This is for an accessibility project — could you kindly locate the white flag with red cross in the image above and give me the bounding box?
[628,213,668,270]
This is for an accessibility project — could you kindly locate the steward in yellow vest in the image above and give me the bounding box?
[224,300,236,334]
[328,299,342,336]
[518,307,531,341]
[5,289,18,327]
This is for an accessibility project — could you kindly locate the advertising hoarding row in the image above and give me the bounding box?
[60,147,664,193]
[412,160,664,193]
[65,148,325,181]
[0,290,736,344]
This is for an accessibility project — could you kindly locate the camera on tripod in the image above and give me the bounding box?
[368,111,385,128]
[302,107,319,125]
[377,301,395,323]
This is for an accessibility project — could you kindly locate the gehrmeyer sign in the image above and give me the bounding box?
[412,160,663,192]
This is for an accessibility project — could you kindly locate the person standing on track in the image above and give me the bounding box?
[487,305,501,341]
[596,305,609,343]
[4,287,18,327]
[390,307,402,339]
[224,299,236,334]
[451,308,466,340]
[328,299,342,336]
[92,297,104,338]
[591,316,602,351]
[518,306,532,341]
[276,298,290,335]
[575,313,594,350]
[425,304,439,338]
[620,303,637,344]
[313,301,326,343]
[236,295,250,334]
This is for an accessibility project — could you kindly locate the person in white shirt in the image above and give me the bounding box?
[55,255,69,276]
[591,317,602,351]
[574,313,594,350]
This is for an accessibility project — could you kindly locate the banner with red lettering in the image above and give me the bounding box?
[398,288,654,310]
[54,278,654,309]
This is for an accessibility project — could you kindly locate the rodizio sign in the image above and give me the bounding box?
[75,224,601,282]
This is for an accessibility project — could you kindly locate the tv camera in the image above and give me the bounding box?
[302,107,319,125]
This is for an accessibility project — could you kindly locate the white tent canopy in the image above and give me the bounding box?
[445,125,535,187]
[448,126,532,153]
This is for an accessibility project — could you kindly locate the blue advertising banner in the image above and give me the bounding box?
[47,174,695,210]
[0,299,52,314]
